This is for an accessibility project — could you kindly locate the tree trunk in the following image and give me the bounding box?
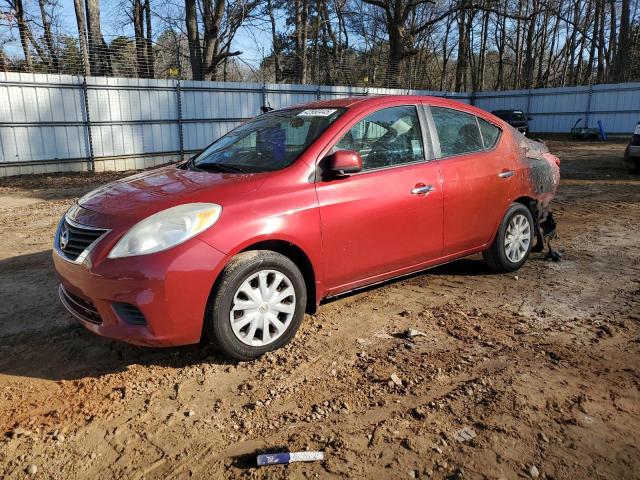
[145,0,154,78]
[596,0,606,81]
[607,0,617,79]
[586,0,600,83]
[613,0,630,81]
[477,9,490,91]
[266,0,282,82]
[514,0,524,89]
[495,0,507,90]
[73,0,90,75]
[133,0,147,76]
[294,0,309,83]
[185,0,203,80]
[14,0,33,72]
[38,0,60,71]
[84,0,111,76]
[573,0,592,84]
[201,0,226,80]
[454,4,473,92]
[536,5,550,87]
[440,16,453,91]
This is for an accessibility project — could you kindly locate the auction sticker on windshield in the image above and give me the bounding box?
[297,109,337,117]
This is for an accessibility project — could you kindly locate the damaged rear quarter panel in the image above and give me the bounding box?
[511,130,560,217]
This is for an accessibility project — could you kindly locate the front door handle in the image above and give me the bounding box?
[411,184,434,196]
[498,170,515,178]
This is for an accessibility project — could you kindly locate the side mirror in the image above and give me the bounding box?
[527,116,533,121]
[327,150,363,176]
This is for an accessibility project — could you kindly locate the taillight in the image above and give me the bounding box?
[543,152,560,166]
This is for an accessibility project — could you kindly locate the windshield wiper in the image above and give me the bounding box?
[194,163,247,173]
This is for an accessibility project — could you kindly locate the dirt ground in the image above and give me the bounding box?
[0,140,638,480]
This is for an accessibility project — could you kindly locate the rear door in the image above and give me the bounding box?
[315,104,443,293]
[427,105,516,256]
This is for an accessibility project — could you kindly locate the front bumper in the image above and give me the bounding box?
[53,237,228,347]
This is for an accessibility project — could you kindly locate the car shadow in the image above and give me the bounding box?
[321,256,503,304]
[0,250,548,382]
[0,250,231,382]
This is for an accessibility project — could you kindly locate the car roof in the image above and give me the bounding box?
[274,95,502,125]
[285,95,460,109]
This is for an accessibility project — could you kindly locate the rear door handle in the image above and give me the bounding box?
[498,170,515,178]
[411,184,434,196]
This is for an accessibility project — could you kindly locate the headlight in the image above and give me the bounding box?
[108,203,222,258]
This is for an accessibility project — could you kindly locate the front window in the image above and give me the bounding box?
[333,105,425,170]
[191,108,345,173]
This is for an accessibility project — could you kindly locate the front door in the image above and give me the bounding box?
[315,104,443,293]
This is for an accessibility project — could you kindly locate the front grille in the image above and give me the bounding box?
[58,218,107,262]
[112,303,147,325]
[59,285,102,324]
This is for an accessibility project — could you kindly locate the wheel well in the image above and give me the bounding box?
[514,196,537,218]
[514,196,533,209]
[241,240,317,314]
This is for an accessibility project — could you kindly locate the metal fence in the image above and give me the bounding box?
[1,72,639,177]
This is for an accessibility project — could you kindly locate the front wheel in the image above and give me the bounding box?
[205,250,307,360]
[483,203,534,273]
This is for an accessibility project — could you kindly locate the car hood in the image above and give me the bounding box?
[77,165,266,224]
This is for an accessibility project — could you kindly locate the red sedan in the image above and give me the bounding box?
[53,96,560,360]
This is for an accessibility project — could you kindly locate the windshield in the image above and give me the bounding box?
[191,107,345,173]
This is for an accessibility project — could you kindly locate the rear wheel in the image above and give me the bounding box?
[625,147,640,174]
[205,251,306,360]
[483,203,534,273]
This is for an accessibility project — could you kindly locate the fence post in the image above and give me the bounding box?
[261,82,267,109]
[316,85,321,101]
[585,81,594,128]
[81,76,95,173]
[176,79,184,162]
[526,87,532,120]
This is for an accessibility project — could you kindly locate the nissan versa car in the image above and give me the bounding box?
[53,96,560,360]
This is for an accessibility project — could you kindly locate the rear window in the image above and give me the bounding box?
[478,118,501,150]
[431,107,483,157]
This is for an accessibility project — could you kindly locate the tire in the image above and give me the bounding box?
[205,250,307,360]
[625,147,640,174]
[483,203,534,273]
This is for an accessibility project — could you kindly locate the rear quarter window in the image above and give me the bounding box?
[478,118,502,150]
[431,107,484,157]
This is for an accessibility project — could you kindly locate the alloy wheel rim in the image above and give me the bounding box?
[229,269,296,346]
[504,213,531,263]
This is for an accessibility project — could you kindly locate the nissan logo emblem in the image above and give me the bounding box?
[60,226,70,250]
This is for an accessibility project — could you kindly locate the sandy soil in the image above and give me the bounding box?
[0,140,639,479]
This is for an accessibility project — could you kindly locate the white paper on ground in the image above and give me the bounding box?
[289,451,325,462]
